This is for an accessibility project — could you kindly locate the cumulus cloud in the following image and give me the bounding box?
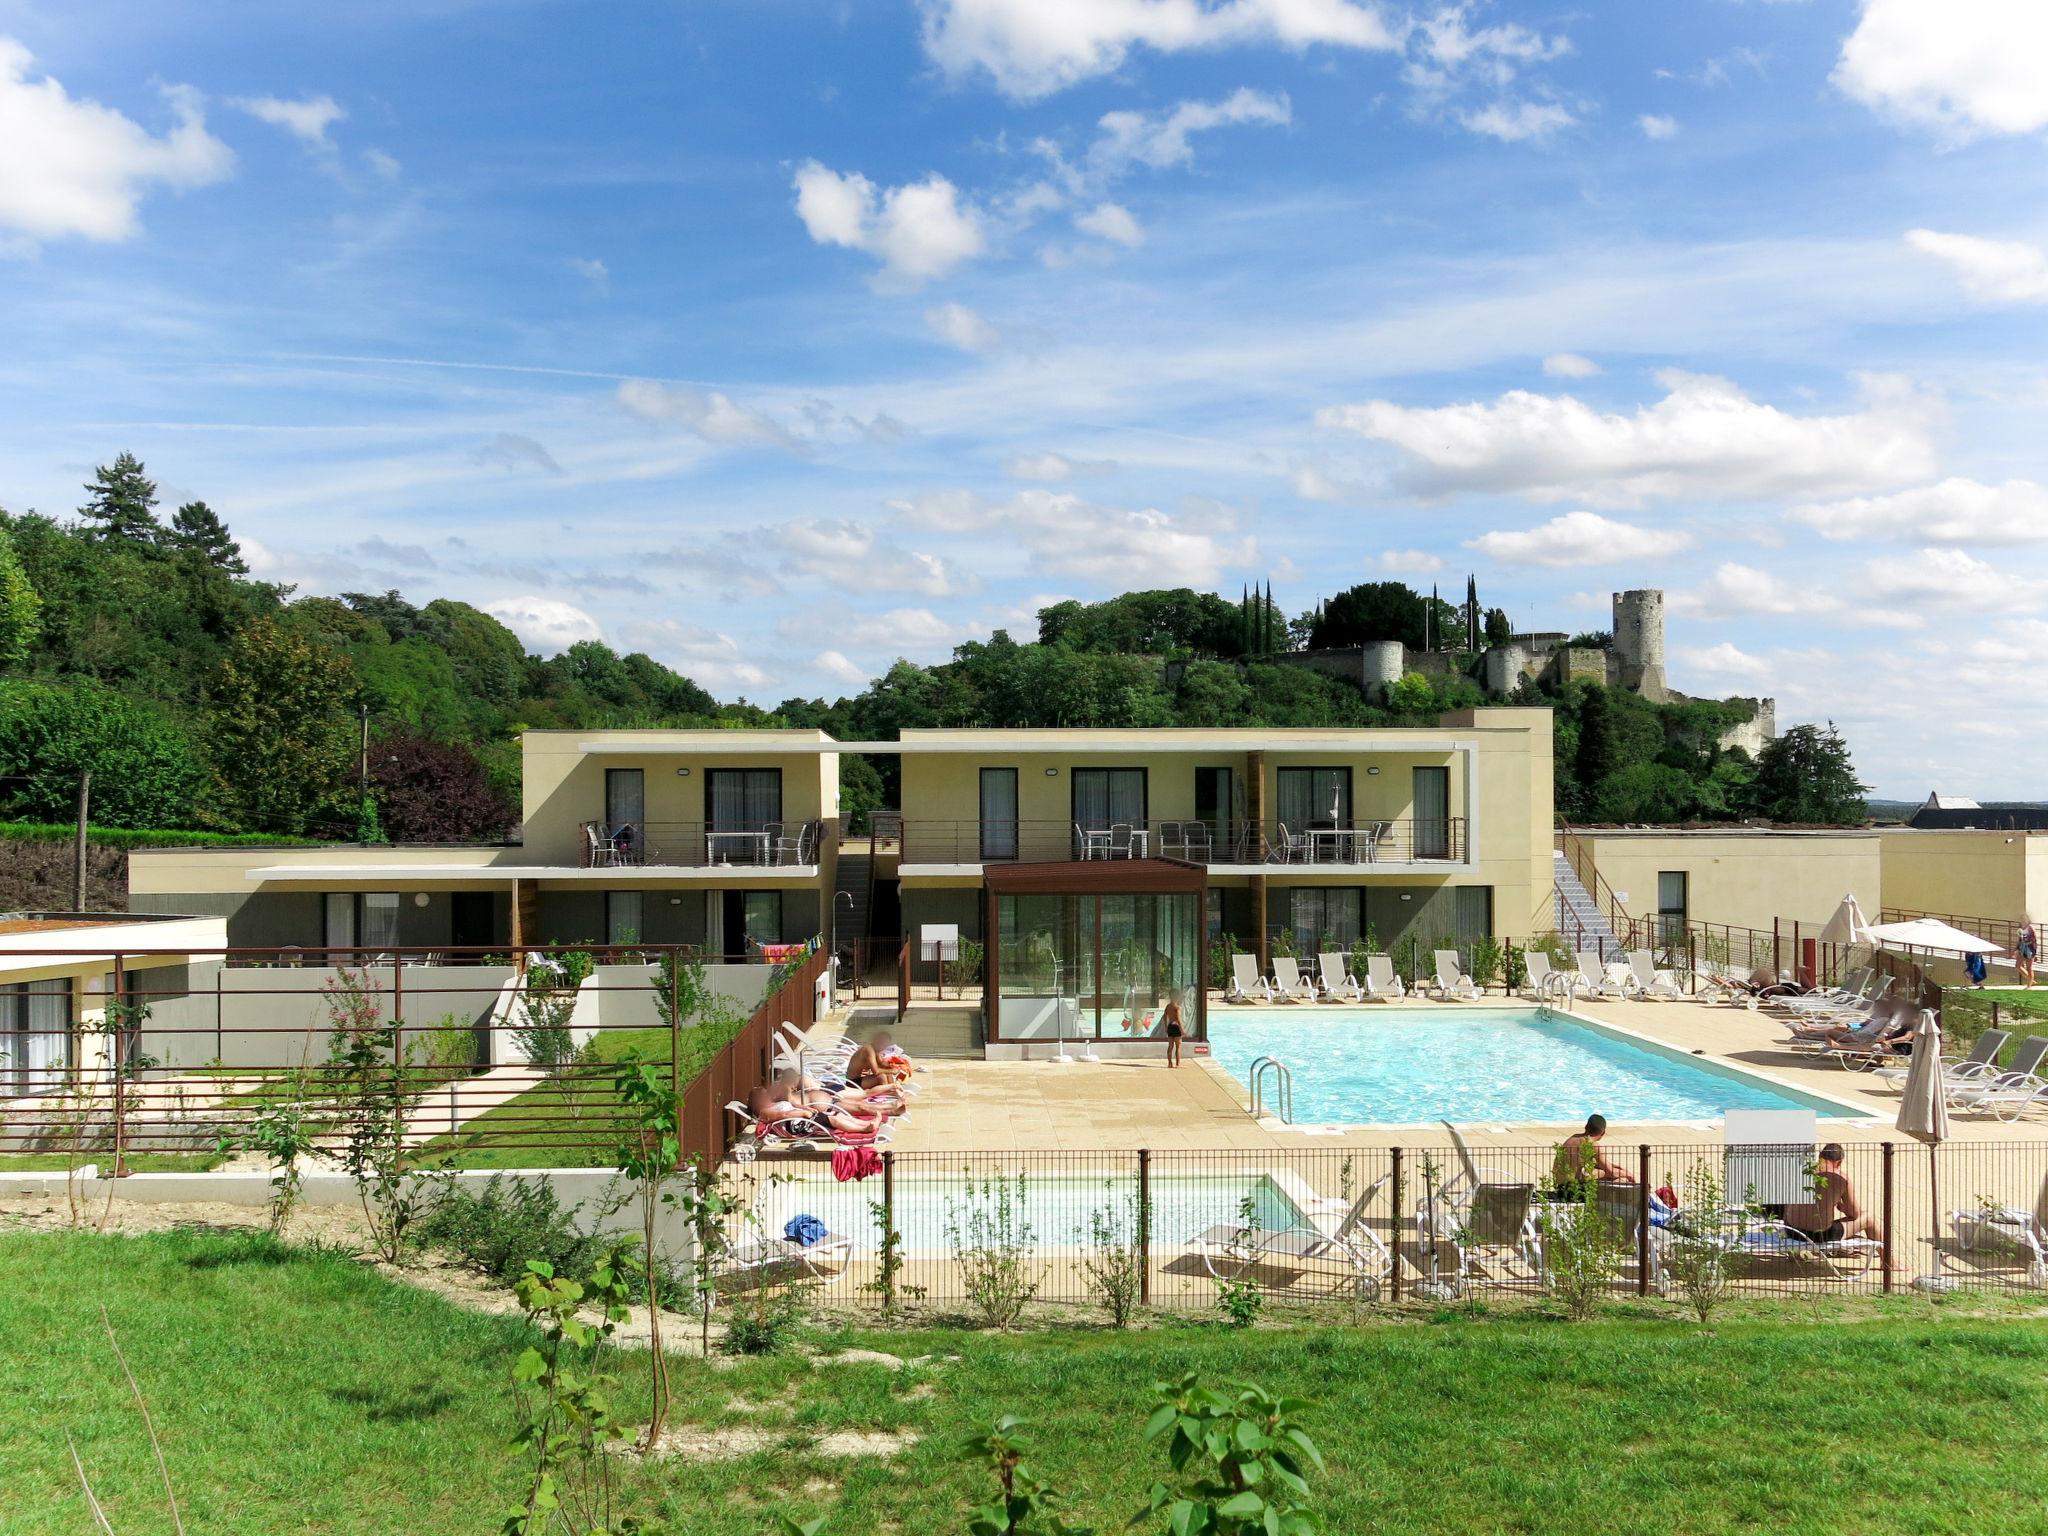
[1792,478,2048,543]
[618,618,775,693]
[1667,562,1818,621]
[1459,100,1575,141]
[769,516,977,597]
[484,596,601,652]
[471,433,561,474]
[1860,546,2038,616]
[0,39,234,245]
[1905,228,2048,304]
[925,300,1000,350]
[231,93,345,148]
[1466,511,1694,568]
[1318,370,1940,506]
[565,256,610,291]
[820,606,970,653]
[1289,465,1370,504]
[1541,352,1600,379]
[918,0,1400,100]
[1007,452,1116,481]
[1676,641,1772,682]
[889,487,1255,587]
[816,649,870,687]
[1638,113,1679,140]
[616,378,802,451]
[1834,0,2048,139]
[792,160,985,286]
[1379,549,1444,574]
[1076,200,1144,248]
[1087,87,1292,175]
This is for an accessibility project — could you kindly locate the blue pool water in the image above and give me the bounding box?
[1208,1007,1859,1125]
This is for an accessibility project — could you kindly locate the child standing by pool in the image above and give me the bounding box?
[1160,995,1185,1067]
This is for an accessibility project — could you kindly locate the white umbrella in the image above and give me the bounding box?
[1861,917,2004,957]
[1817,894,1871,947]
[1895,1008,1951,1280]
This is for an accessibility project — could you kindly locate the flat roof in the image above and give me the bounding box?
[0,912,209,933]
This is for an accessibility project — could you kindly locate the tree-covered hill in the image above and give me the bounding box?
[0,453,1865,842]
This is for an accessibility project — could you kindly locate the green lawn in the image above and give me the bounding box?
[9,1228,2048,1534]
[0,1151,226,1172]
[424,1027,672,1168]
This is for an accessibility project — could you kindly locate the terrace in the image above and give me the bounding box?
[896,815,1465,870]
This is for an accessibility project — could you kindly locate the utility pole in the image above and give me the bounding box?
[72,769,90,912]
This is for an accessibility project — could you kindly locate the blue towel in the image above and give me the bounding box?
[1967,953,1988,985]
[784,1213,828,1248]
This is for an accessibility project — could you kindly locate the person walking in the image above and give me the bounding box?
[2018,918,2037,989]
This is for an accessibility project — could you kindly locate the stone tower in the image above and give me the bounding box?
[1611,589,1668,703]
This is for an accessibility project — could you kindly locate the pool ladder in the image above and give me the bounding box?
[1248,1056,1294,1124]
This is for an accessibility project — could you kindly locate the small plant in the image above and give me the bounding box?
[611,1051,698,1449]
[945,1170,1039,1329]
[862,1195,924,1318]
[1663,1159,1734,1324]
[1136,1375,1325,1536]
[946,936,986,992]
[719,1279,808,1357]
[515,951,590,1073]
[415,1175,605,1288]
[1468,934,1504,991]
[964,1416,1094,1536]
[324,966,437,1264]
[217,1074,318,1236]
[1208,934,1237,993]
[1271,926,1298,960]
[1541,1179,1629,1321]
[1081,1180,1145,1329]
[1216,1193,1264,1329]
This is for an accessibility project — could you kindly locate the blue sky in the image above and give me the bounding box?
[3,1,2047,797]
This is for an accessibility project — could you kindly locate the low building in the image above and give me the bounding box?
[1564,828,1882,940]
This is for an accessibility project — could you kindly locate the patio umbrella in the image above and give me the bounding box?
[1817,894,1871,947]
[1861,917,2004,956]
[1894,1008,1951,1280]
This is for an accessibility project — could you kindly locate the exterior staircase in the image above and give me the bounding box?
[1552,849,1621,959]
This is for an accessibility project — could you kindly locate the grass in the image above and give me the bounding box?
[9,1227,2048,1534]
[1943,989,2048,1065]
[0,1151,226,1172]
[0,819,332,850]
[426,1026,671,1169]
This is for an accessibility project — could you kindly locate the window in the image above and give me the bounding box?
[325,892,400,957]
[324,891,355,951]
[707,768,782,830]
[1412,766,1450,858]
[742,891,781,945]
[606,891,643,947]
[1276,768,1352,831]
[1453,886,1493,940]
[0,978,71,1095]
[605,768,644,832]
[1071,768,1147,830]
[1657,871,1688,942]
[1283,888,1361,954]
[980,768,1019,860]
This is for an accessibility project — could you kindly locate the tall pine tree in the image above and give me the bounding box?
[169,500,248,574]
[79,452,162,551]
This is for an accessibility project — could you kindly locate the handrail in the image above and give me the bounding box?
[1248,1055,1293,1124]
[1555,824,1642,955]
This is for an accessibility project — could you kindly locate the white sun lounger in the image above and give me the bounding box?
[1363,953,1406,1001]
[1187,1174,1393,1298]
[1316,952,1362,1002]
[1428,950,1480,1001]
[1226,952,1273,1004]
[1574,950,1628,999]
[1626,950,1683,1000]
[1518,950,1554,1001]
[1271,956,1317,1004]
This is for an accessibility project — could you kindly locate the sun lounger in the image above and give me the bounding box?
[1713,1214,1880,1280]
[1226,952,1272,1004]
[1316,952,1362,1002]
[1418,1124,1543,1289]
[1271,956,1318,1004]
[1362,953,1406,1001]
[725,1100,891,1161]
[1869,1028,2017,1089]
[1949,1205,2048,1287]
[1519,950,1555,1001]
[1574,950,1628,999]
[1949,1044,2048,1120]
[711,1226,854,1300]
[1781,997,1904,1052]
[1427,949,1480,1001]
[1626,950,1683,1000]
[1187,1174,1392,1298]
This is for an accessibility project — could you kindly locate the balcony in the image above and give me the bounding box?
[578,819,823,870]
[898,817,1465,869]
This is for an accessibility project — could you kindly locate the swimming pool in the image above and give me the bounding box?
[1207,1006,1863,1125]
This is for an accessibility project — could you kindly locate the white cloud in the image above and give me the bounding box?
[771,517,976,596]
[472,433,561,474]
[1792,478,2048,543]
[1668,562,1820,621]
[1459,100,1575,141]
[1087,88,1292,175]
[829,606,968,652]
[0,39,233,245]
[616,378,801,451]
[1860,546,2038,616]
[1466,511,1694,567]
[1905,228,2048,304]
[1541,352,1600,378]
[484,596,601,652]
[231,93,345,148]
[565,256,610,291]
[1638,113,1679,140]
[791,160,985,286]
[925,300,1000,350]
[919,0,1400,101]
[889,487,1255,587]
[1834,0,2048,139]
[816,649,870,686]
[1318,370,1940,506]
[1076,200,1144,248]
[1006,451,1115,481]
[1676,641,1772,681]
[618,618,776,693]
[1289,465,1368,504]
[364,147,401,179]
[1379,549,1444,574]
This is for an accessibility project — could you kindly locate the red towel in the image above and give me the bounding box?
[832,1145,882,1182]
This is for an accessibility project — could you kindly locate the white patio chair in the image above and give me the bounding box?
[1574,950,1628,999]
[1107,822,1136,859]
[1626,950,1683,1000]
[1226,953,1272,1004]
[1518,951,1553,1000]
[1427,949,1480,1001]
[1317,952,1361,1002]
[1271,956,1317,1003]
[1188,1174,1393,1299]
[1363,953,1406,1001]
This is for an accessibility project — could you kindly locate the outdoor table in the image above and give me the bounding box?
[706,830,770,865]
[1310,828,1358,863]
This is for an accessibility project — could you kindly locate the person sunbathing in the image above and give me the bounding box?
[1782,1143,1884,1249]
[847,1031,914,1089]
[748,1084,878,1139]
[773,1068,903,1119]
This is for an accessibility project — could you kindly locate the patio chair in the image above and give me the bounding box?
[1574,950,1628,999]
[1107,822,1137,859]
[1156,820,1185,858]
[1265,822,1311,864]
[1783,997,1907,1055]
[1187,1174,1393,1300]
[1226,953,1273,1004]
[1780,968,1876,1014]
[1316,952,1362,1002]
[1358,820,1392,862]
[1949,1204,2048,1288]
[1181,822,1212,863]
[1362,953,1406,1001]
[1450,1182,1547,1290]
[1869,1028,2018,1090]
[1271,956,1317,1003]
[1813,1001,1922,1067]
[1518,951,1553,1001]
[1949,1045,2048,1121]
[712,1225,854,1302]
[1427,950,1481,1002]
[1626,950,1683,1000]
[584,822,621,868]
[1714,1214,1880,1281]
[724,1100,892,1162]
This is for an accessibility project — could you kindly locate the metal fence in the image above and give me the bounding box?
[0,942,829,1172]
[720,1139,2048,1311]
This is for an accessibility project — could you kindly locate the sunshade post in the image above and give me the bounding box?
[1137,1147,1151,1306]
[1637,1145,1651,1296]
[1881,1142,1895,1293]
[1389,1146,1404,1301]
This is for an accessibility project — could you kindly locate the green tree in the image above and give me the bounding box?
[0,527,41,667]
[1742,722,1868,825]
[78,453,162,551]
[1308,581,1428,650]
[1483,606,1513,646]
[207,618,360,832]
[0,679,205,827]
[167,501,248,573]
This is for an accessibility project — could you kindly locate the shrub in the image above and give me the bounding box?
[1082,1181,1145,1328]
[1663,1159,1735,1324]
[1468,934,1504,990]
[719,1281,809,1356]
[1541,1180,1630,1320]
[946,1171,1039,1329]
[415,1176,603,1287]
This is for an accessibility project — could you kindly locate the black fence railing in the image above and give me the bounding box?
[899,817,1465,866]
[578,818,824,868]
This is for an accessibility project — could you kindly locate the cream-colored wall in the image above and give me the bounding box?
[1579,832,1880,935]
[1877,830,2044,922]
[520,731,837,865]
[128,845,507,896]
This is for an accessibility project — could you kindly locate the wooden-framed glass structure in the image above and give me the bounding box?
[982,857,1207,1045]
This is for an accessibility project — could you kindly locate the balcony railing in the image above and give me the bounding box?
[898,817,1464,867]
[578,819,823,869]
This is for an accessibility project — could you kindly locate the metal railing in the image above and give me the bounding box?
[577,819,824,869]
[900,817,1464,866]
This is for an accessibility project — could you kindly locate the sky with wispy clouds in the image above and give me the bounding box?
[2,1,2046,796]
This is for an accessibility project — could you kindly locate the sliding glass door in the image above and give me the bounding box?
[1412,767,1450,858]
[1071,768,1146,830]
[707,768,782,830]
[980,767,1019,860]
[1276,767,1351,831]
